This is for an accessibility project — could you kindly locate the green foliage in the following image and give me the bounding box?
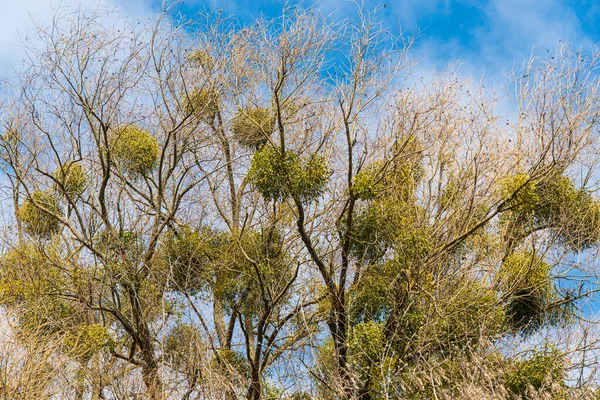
[161,224,293,315]
[428,278,505,348]
[317,322,400,398]
[400,357,465,399]
[501,173,600,252]
[349,197,429,264]
[164,324,203,370]
[111,125,159,175]
[536,175,600,250]
[349,321,385,367]
[352,157,422,203]
[505,347,566,399]
[439,173,473,210]
[161,226,224,294]
[248,146,298,201]
[351,163,384,200]
[263,382,285,399]
[182,87,219,122]
[213,227,293,315]
[394,277,504,357]
[248,146,328,202]
[0,243,57,303]
[53,161,87,198]
[501,173,539,213]
[349,261,396,323]
[231,107,275,149]
[213,349,250,380]
[63,323,114,357]
[0,243,79,337]
[95,229,144,270]
[18,191,62,238]
[497,251,565,332]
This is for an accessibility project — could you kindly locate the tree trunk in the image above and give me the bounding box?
[127,284,162,399]
[141,359,162,400]
[246,368,261,400]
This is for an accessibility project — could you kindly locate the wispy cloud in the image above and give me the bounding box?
[392,0,594,79]
[0,0,155,76]
[1,0,597,84]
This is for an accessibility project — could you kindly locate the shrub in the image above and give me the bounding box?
[500,173,600,252]
[161,227,223,294]
[500,173,540,213]
[164,324,203,370]
[351,163,384,200]
[64,323,114,357]
[95,229,144,268]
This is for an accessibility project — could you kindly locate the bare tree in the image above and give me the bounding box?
[1,4,600,400]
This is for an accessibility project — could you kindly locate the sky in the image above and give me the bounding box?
[2,0,600,83]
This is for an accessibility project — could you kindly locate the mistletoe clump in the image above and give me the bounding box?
[497,251,563,332]
[160,226,224,294]
[505,347,566,398]
[53,161,87,198]
[182,87,219,122]
[231,107,275,149]
[63,323,114,357]
[248,146,328,202]
[111,125,159,176]
[501,173,600,252]
[351,163,384,200]
[18,191,62,238]
[164,324,203,370]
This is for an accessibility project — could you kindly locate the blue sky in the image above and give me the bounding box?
[1,0,600,82]
[167,0,600,79]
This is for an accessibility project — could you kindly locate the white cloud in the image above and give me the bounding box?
[0,0,154,77]
[399,0,592,81]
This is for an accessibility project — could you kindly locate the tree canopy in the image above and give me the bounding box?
[1,4,600,400]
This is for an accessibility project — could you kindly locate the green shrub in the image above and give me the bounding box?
[433,279,505,348]
[164,324,203,370]
[64,323,114,357]
[349,198,428,263]
[95,229,143,268]
[500,173,600,252]
[500,173,539,213]
[351,165,383,200]
[0,243,76,336]
[352,158,422,203]
[213,349,250,380]
[161,227,223,294]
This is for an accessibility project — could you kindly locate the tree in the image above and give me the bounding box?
[1,4,600,400]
